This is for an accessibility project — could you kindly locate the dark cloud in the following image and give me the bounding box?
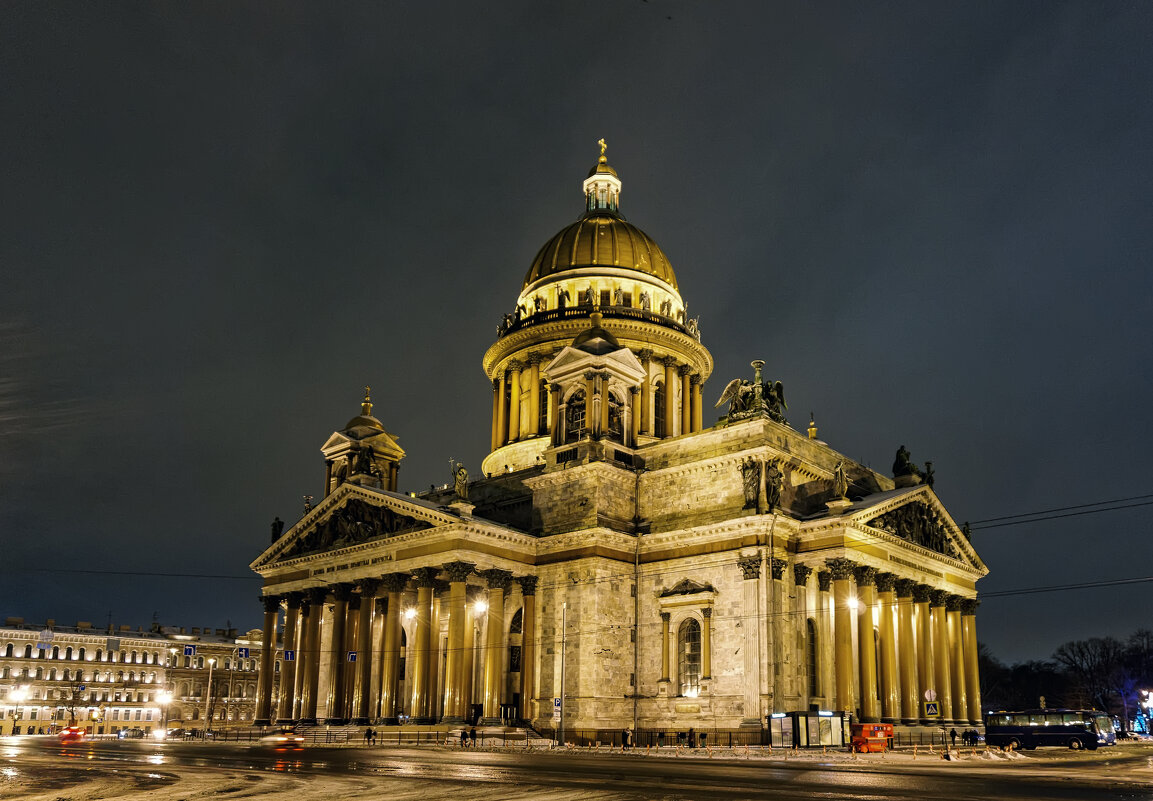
[2,2,1151,663]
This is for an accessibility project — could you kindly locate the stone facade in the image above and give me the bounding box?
[250,149,987,736]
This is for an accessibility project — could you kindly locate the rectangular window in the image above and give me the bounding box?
[600,290,611,307]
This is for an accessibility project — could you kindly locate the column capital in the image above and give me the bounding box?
[945,594,964,612]
[492,378,500,391]
[853,565,877,587]
[961,598,979,615]
[356,577,380,597]
[825,557,856,581]
[331,583,355,603]
[549,382,562,393]
[928,588,948,607]
[304,586,329,606]
[526,352,545,366]
[737,555,762,580]
[261,595,281,614]
[637,348,653,364]
[793,563,813,587]
[517,575,539,596]
[413,566,440,589]
[678,363,693,376]
[507,359,523,372]
[770,557,787,580]
[660,611,671,623]
[817,570,832,592]
[628,385,640,395]
[911,583,932,603]
[701,607,712,619]
[690,373,702,386]
[875,572,896,593]
[478,568,513,592]
[442,561,475,584]
[375,597,388,614]
[380,572,411,593]
[348,593,362,611]
[284,591,303,610]
[583,370,597,381]
[659,355,678,368]
[894,578,916,598]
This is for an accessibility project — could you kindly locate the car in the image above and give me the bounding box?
[58,727,85,743]
[259,729,305,748]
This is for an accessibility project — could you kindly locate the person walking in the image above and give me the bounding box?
[949,728,958,748]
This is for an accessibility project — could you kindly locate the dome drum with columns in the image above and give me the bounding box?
[483,148,711,477]
[249,144,987,745]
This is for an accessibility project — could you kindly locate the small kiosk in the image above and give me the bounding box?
[768,711,850,749]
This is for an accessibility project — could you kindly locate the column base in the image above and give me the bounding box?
[381,717,399,725]
[254,718,272,727]
[323,717,349,726]
[412,716,438,725]
[299,717,318,726]
[881,716,899,724]
[479,717,502,726]
[351,717,370,726]
[439,716,465,725]
[739,719,763,729]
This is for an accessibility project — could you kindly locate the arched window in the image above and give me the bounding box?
[52,646,60,659]
[3,643,11,657]
[806,619,819,697]
[24,644,33,659]
[49,668,57,680]
[607,391,624,442]
[130,650,138,664]
[653,380,666,437]
[677,618,701,697]
[78,647,86,661]
[564,389,586,443]
[95,649,102,662]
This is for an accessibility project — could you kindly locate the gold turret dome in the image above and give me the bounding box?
[522,144,677,290]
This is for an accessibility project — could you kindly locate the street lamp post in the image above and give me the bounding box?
[157,690,172,738]
[203,658,216,736]
[11,686,28,736]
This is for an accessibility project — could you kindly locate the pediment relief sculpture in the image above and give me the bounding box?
[278,498,429,560]
[867,500,958,559]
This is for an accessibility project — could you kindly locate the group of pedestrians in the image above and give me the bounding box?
[362,727,377,745]
[948,727,981,747]
[459,727,478,747]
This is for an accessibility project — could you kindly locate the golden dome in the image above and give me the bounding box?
[523,212,678,289]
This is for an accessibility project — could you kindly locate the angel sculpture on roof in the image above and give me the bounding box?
[715,372,788,425]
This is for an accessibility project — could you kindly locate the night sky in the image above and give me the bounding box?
[3,3,1151,665]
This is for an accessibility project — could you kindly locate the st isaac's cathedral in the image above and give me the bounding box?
[249,145,987,743]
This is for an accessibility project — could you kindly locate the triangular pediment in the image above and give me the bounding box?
[849,486,987,574]
[660,578,716,597]
[251,484,455,570]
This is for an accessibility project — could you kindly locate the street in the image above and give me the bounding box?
[2,736,1152,800]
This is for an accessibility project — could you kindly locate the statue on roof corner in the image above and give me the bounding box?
[832,460,849,500]
[714,366,788,425]
[450,459,469,502]
[892,445,922,480]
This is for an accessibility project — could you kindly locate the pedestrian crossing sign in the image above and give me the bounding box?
[924,701,940,717]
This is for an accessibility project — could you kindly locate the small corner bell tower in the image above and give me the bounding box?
[320,386,405,495]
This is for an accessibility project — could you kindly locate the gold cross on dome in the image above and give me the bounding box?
[364,385,371,401]
[598,138,607,157]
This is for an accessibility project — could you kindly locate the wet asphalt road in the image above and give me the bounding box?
[4,737,1152,800]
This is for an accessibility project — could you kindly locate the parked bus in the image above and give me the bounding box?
[984,709,1116,751]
